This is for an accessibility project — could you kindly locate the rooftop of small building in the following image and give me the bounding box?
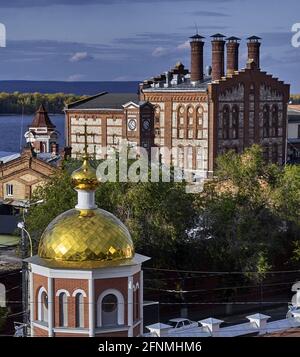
[66,92,139,110]
[0,147,61,167]
[142,77,211,92]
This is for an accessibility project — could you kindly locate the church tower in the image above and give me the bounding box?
[24,104,59,155]
[26,126,149,336]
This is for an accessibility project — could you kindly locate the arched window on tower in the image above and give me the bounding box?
[222,105,230,140]
[133,285,140,322]
[97,289,125,328]
[75,293,84,328]
[102,294,118,326]
[58,292,68,327]
[38,288,48,324]
[232,105,239,139]
[263,105,270,138]
[196,106,204,139]
[272,105,279,137]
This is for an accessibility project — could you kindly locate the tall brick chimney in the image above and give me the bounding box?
[247,35,261,69]
[226,36,240,76]
[211,33,226,81]
[190,34,205,84]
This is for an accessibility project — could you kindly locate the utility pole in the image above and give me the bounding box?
[18,200,42,337]
[20,211,29,337]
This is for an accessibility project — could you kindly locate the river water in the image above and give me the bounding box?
[0,114,65,153]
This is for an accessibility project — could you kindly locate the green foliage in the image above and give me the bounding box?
[193,146,300,273]
[0,92,87,114]
[25,146,300,275]
[291,94,300,104]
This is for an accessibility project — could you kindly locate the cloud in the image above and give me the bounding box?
[152,46,169,57]
[0,0,233,8]
[67,74,85,81]
[181,25,229,31]
[189,10,230,17]
[177,40,190,50]
[69,51,92,62]
[113,32,186,47]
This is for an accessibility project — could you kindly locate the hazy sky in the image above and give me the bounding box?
[0,0,299,92]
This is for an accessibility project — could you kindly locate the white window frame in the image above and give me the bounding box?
[97,289,124,327]
[6,184,13,197]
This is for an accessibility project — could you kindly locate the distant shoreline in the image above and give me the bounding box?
[0,80,139,95]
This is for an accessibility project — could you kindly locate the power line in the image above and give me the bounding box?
[144,280,298,293]
[0,300,295,305]
[144,267,300,275]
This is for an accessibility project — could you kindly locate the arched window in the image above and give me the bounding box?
[75,293,84,328]
[196,106,203,139]
[102,294,118,326]
[133,285,140,322]
[222,106,230,140]
[177,106,185,139]
[58,292,68,327]
[272,143,278,163]
[272,105,279,137]
[187,106,194,139]
[263,105,270,138]
[38,288,48,323]
[232,106,239,139]
[154,106,160,126]
[97,289,125,327]
[0,283,6,308]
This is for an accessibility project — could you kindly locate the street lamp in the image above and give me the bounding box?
[17,199,44,337]
[17,222,33,257]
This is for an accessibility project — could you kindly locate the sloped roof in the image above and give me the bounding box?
[66,92,139,110]
[31,104,55,129]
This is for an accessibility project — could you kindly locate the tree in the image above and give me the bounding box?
[26,159,197,268]
[193,145,300,273]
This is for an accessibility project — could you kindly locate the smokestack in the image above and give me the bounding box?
[190,34,205,84]
[211,33,226,81]
[247,35,261,69]
[226,36,240,76]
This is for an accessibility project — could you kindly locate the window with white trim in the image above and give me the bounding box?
[102,294,118,327]
[75,293,84,328]
[6,184,13,197]
[58,292,68,327]
[38,288,48,324]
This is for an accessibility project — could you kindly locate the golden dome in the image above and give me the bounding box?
[38,208,134,267]
[71,158,99,190]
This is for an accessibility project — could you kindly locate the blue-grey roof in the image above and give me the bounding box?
[66,92,139,110]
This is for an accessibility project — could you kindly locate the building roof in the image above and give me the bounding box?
[190,34,205,40]
[247,35,262,41]
[66,92,139,110]
[226,36,241,41]
[264,328,300,337]
[142,77,210,92]
[0,151,20,164]
[31,104,55,129]
[211,33,226,38]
